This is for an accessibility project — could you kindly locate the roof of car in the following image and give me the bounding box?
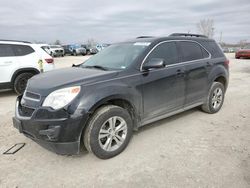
[0,40,31,45]
[125,33,214,44]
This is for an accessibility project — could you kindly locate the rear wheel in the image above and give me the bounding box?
[13,72,34,95]
[83,105,133,159]
[201,82,225,113]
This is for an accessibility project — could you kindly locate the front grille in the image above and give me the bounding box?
[18,105,35,117]
[25,91,40,101]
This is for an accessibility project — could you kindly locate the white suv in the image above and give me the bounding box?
[0,40,55,94]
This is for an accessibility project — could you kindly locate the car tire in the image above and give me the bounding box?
[13,72,34,95]
[201,82,225,114]
[83,105,133,159]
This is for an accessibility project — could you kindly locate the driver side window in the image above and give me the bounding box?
[146,42,179,65]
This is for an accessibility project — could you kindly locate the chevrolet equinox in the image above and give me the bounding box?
[13,33,229,159]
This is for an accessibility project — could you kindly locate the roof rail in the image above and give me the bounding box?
[136,36,154,39]
[169,33,208,38]
[0,39,31,43]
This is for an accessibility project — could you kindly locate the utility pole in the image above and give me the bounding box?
[219,31,223,43]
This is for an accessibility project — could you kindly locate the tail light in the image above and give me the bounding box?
[45,58,54,64]
[224,59,229,66]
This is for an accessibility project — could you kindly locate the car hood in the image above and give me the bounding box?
[27,67,118,96]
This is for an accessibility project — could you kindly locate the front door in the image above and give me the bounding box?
[141,42,186,122]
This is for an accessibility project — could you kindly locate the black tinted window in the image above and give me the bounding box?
[179,41,203,61]
[147,42,179,65]
[0,44,15,57]
[12,45,35,56]
[201,47,210,58]
[200,41,224,58]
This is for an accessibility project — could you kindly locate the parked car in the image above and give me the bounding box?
[63,44,86,56]
[49,45,64,57]
[96,43,110,52]
[235,45,250,59]
[0,40,54,94]
[81,44,98,55]
[222,47,229,53]
[13,33,229,159]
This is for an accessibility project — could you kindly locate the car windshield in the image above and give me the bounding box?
[81,42,149,70]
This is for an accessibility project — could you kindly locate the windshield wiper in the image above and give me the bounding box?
[82,65,108,71]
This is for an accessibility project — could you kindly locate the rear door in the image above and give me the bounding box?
[0,44,18,83]
[141,41,186,122]
[178,41,210,106]
[11,44,38,70]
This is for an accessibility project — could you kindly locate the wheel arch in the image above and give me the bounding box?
[87,96,139,130]
[11,68,40,85]
[214,75,227,87]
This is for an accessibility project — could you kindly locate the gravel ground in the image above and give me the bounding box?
[0,54,249,188]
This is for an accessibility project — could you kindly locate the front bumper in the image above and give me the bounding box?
[13,96,88,155]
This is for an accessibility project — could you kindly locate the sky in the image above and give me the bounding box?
[0,0,249,44]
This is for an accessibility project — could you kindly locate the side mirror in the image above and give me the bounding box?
[142,58,166,71]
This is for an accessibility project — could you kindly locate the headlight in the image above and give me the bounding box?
[42,86,81,110]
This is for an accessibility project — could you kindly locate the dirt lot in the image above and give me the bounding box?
[0,54,249,188]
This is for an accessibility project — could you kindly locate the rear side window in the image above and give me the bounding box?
[179,41,203,61]
[12,45,35,56]
[201,47,210,58]
[147,42,179,65]
[200,41,224,58]
[0,44,15,57]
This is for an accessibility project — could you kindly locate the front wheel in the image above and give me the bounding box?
[13,72,34,95]
[201,82,225,114]
[83,105,133,159]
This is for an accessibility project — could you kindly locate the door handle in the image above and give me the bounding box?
[206,62,213,67]
[176,69,185,77]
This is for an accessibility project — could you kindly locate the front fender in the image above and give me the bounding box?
[78,82,142,119]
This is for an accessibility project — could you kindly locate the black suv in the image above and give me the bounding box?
[13,33,229,159]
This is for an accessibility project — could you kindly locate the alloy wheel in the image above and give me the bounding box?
[98,116,127,152]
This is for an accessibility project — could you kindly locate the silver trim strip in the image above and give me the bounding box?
[83,40,212,87]
[23,91,41,102]
[139,39,211,71]
[141,102,203,126]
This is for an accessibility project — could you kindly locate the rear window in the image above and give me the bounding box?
[200,41,224,58]
[0,44,15,57]
[179,41,203,61]
[12,45,35,56]
[41,46,51,54]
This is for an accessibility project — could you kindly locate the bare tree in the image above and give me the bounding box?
[54,40,61,45]
[196,19,215,38]
[238,39,247,48]
[86,38,97,47]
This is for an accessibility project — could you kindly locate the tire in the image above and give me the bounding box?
[13,72,34,95]
[201,82,225,114]
[83,105,133,159]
